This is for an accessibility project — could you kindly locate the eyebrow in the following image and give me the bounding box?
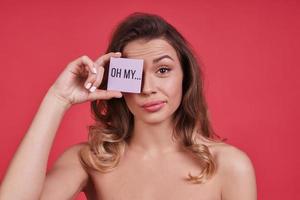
[153,55,174,63]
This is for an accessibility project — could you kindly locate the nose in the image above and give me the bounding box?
[141,72,156,95]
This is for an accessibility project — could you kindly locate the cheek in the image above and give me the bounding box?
[162,76,183,103]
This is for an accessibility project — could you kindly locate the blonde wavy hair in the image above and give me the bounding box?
[79,12,226,184]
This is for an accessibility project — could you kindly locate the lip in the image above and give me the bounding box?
[141,100,166,112]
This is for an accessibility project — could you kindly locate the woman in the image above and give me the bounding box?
[0,12,257,200]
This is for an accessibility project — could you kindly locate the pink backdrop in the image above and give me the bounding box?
[0,0,299,199]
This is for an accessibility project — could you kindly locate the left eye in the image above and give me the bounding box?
[157,67,170,74]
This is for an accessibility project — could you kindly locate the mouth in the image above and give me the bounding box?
[141,100,167,112]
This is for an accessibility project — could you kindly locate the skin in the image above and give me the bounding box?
[122,38,184,156]
[0,38,257,200]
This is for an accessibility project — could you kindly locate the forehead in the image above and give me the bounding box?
[122,38,178,61]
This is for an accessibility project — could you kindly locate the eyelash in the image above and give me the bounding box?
[157,66,171,74]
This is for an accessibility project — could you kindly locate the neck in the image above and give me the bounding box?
[127,117,184,155]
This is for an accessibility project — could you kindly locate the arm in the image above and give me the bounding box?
[0,53,122,200]
[40,143,89,200]
[0,88,71,200]
[220,146,257,200]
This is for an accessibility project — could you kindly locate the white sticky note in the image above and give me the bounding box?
[107,57,143,93]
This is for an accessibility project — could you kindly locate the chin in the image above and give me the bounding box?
[135,112,173,125]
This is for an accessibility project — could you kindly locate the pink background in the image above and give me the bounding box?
[0,0,299,199]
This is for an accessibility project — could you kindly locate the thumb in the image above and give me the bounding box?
[87,89,123,101]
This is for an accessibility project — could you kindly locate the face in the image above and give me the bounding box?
[122,38,183,124]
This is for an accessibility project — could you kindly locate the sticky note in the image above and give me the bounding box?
[107,57,143,93]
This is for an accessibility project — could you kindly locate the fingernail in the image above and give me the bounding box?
[89,86,97,92]
[115,52,122,55]
[85,82,92,89]
[92,67,97,74]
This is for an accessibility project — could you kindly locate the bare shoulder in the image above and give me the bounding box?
[64,142,89,155]
[211,142,254,171]
[51,142,89,168]
[196,136,254,170]
[41,142,90,199]
[205,141,257,200]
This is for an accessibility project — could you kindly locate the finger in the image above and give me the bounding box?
[87,90,123,101]
[89,64,105,91]
[79,57,98,91]
[84,65,98,91]
[89,52,122,92]
[94,52,122,67]
[73,55,97,74]
[70,55,97,91]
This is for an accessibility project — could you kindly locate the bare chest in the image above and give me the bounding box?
[85,151,222,200]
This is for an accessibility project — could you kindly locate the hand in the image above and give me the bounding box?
[49,52,123,106]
